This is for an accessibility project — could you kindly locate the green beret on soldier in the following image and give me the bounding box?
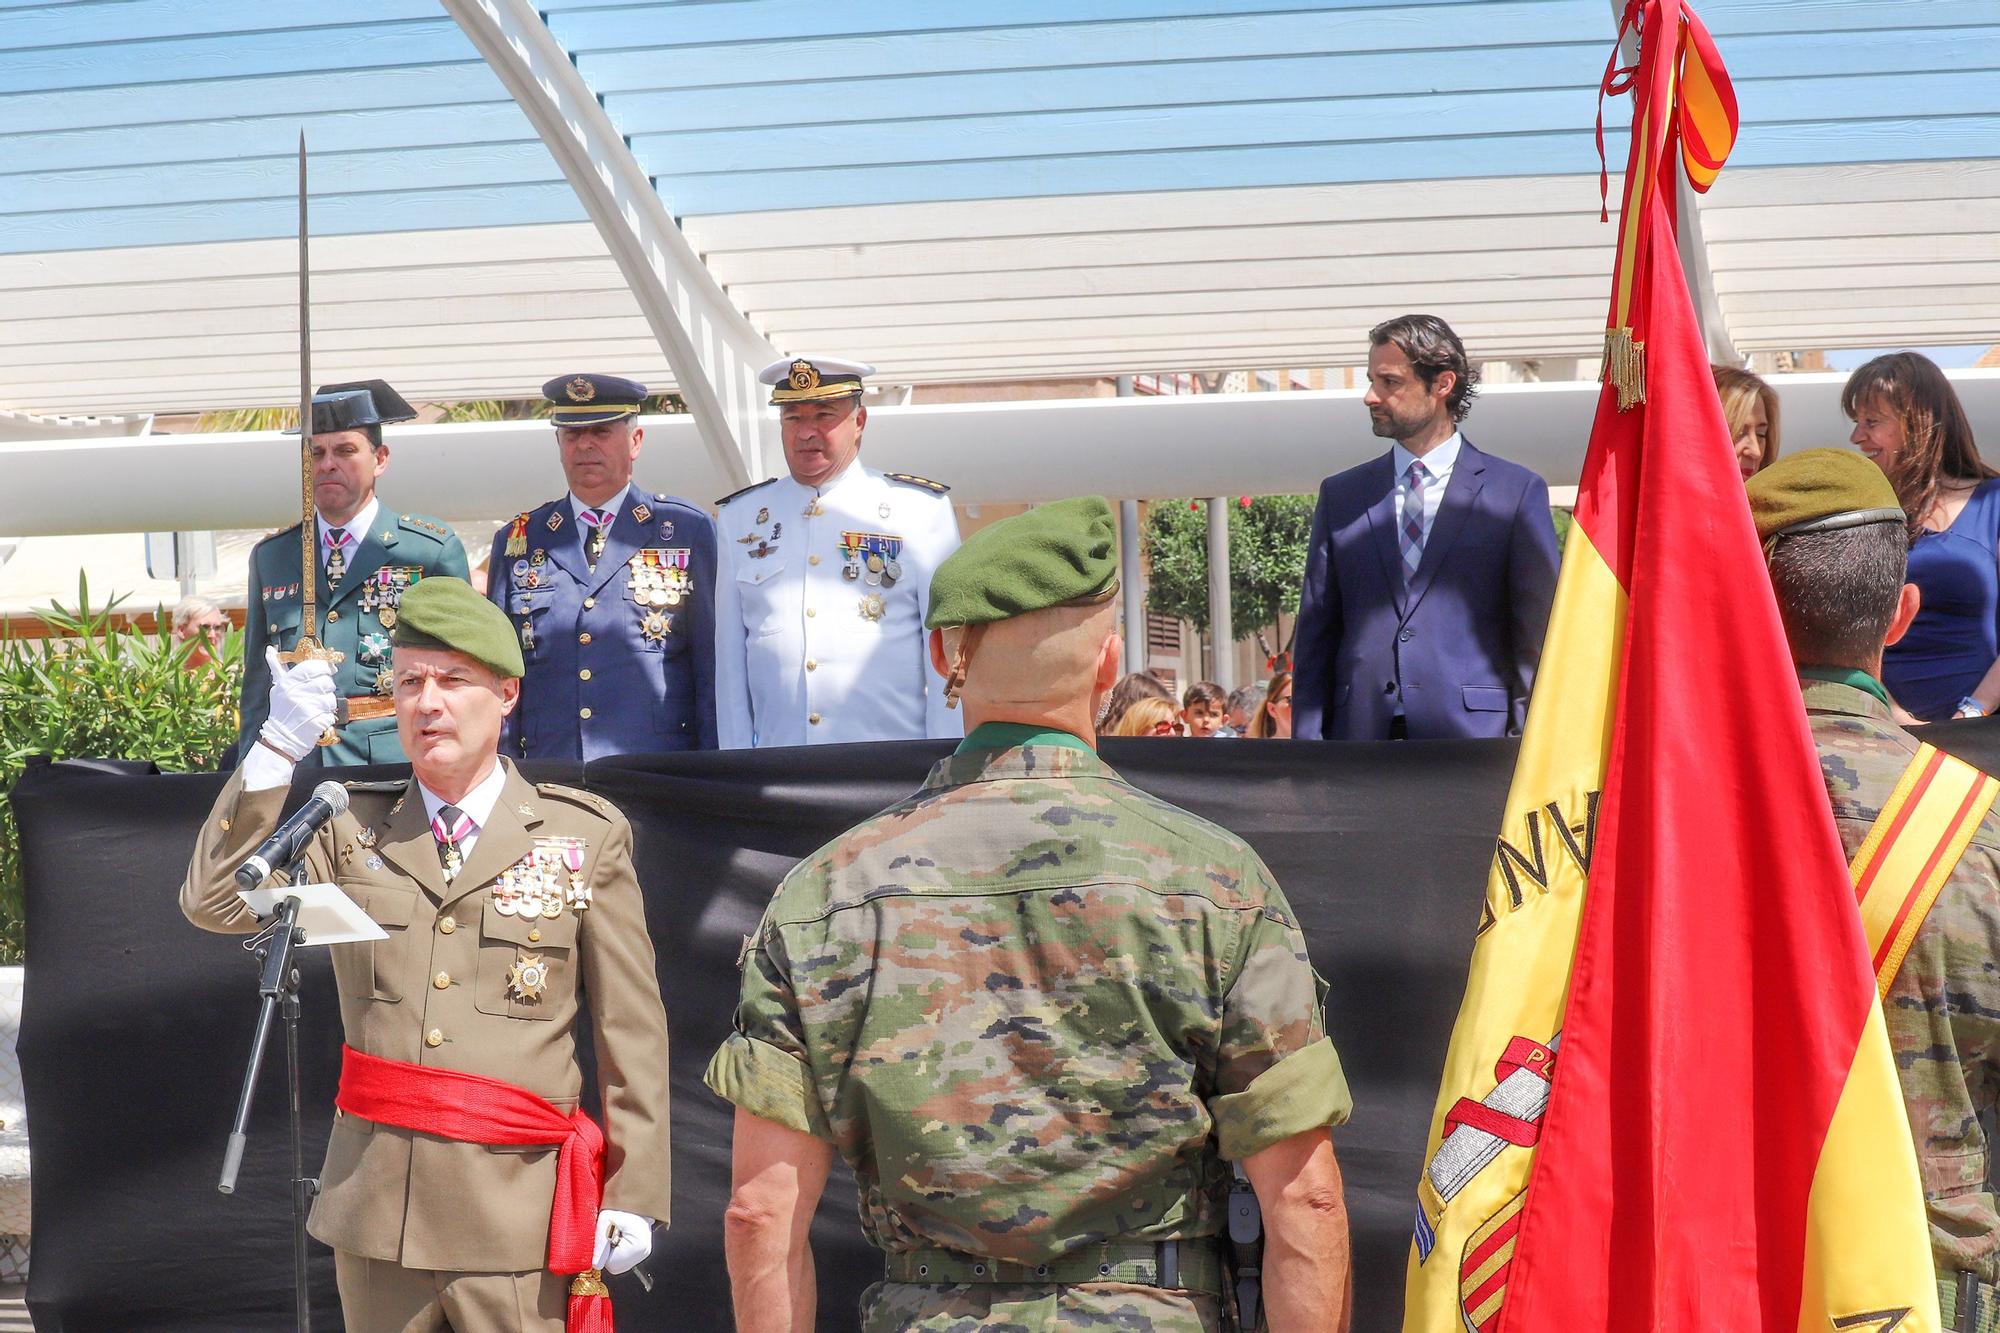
[1751,448,2000,1326]
[184,575,672,1333]
[709,496,1356,1331]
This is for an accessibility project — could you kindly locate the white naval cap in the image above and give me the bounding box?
[759,356,877,404]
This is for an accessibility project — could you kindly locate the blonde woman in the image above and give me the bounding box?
[1712,364,1780,480]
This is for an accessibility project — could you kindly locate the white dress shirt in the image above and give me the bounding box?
[713,458,963,748]
[415,758,507,860]
[316,496,380,570]
[1391,431,1461,550]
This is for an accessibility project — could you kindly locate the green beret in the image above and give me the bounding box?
[925,496,1119,629]
[390,576,524,678]
[1745,448,1905,544]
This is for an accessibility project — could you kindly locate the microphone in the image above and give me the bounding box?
[234,781,350,890]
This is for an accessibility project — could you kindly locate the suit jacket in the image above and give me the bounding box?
[1292,438,1559,741]
[487,483,718,759]
[181,760,673,1272]
[239,511,468,766]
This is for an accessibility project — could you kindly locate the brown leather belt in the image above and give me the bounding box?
[336,696,396,723]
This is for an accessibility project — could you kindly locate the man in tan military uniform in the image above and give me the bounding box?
[1750,451,2000,1333]
[183,577,671,1332]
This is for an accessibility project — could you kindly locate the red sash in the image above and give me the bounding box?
[335,1045,613,1332]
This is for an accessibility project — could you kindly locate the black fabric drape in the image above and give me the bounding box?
[15,718,2000,1330]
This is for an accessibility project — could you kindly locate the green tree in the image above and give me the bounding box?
[1142,495,1316,639]
[0,577,242,961]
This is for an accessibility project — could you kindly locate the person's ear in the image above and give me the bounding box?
[929,627,950,680]
[1886,582,1922,648]
[1095,633,1123,695]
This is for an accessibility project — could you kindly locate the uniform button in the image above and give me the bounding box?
[578,633,592,645]
[806,659,817,672]
[439,918,457,935]
[579,668,592,680]
[806,607,816,618]
[580,707,593,720]
[433,972,450,990]
[1383,681,1396,695]
[326,610,339,622]
[218,818,232,833]
[583,597,596,609]
[1399,629,1412,642]
[809,554,820,566]
[809,712,822,726]
[425,1029,444,1048]
[528,927,542,943]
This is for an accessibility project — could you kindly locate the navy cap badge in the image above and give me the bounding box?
[566,377,596,403]
[788,360,819,391]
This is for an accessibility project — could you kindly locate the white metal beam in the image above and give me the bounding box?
[8,372,1997,537]
[441,0,778,486]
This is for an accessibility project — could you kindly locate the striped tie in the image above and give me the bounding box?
[1400,459,1429,586]
[582,508,613,568]
[431,804,475,882]
[324,526,351,589]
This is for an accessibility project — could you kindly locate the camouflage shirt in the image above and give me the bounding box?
[705,734,1349,1329]
[1806,678,2000,1281]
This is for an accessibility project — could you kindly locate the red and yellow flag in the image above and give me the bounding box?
[1403,2,1937,1329]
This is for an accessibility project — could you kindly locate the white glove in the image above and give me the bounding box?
[592,1208,652,1275]
[260,647,338,761]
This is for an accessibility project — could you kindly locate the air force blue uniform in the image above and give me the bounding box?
[487,483,718,759]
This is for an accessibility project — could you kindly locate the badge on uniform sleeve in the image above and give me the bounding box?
[507,954,550,1003]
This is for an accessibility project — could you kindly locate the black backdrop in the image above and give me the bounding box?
[16,722,2000,1331]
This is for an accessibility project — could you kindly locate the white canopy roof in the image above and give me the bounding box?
[1,0,1995,425]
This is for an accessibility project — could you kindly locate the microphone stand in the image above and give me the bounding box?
[217,861,317,1333]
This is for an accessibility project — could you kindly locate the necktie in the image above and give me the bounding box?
[1400,460,1429,586]
[582,509,613,568]
[324,526,351,589]
[431,805,475,883]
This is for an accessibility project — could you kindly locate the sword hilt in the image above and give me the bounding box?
[276,636,346,747]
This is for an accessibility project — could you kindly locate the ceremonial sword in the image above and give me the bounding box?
[276,133,343,746]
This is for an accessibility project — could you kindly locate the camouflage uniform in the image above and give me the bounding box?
[1806,678,2000,1322]
[704,734,1350,1332]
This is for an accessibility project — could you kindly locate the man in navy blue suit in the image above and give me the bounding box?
[487,373,718,759]
[1293,315,1560,741]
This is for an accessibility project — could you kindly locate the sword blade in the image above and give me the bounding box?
[297,132,318,641]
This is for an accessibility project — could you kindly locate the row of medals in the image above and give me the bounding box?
[844,547,904,587]
[629,552,692,644]
[491,842,592,918]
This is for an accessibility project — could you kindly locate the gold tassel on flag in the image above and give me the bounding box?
[1602,327,1646,411]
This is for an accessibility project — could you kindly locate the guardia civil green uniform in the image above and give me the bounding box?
[238,382,469,767]
[706,498,1350,1331]
[1752,452,2000,1330]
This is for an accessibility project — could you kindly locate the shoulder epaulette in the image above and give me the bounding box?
[885,472,950,495]
[535,782,613,818]
[715,477,779,507]
[397,513,453,539]
[342,779,404,793]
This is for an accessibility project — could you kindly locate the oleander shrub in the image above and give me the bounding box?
[0,577,241,961]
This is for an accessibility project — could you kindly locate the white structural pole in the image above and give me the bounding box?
[1608,0,1738,366]
[442,0,779,486]
[8,372,2000,536]
[1120,499,1145,677]
[1205,497,1235,691]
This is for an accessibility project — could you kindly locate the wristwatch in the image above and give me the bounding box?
[1956,696,1987,719]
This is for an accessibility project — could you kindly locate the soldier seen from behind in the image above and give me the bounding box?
[1749,450,2000,1332]
[707,496,1353,1332]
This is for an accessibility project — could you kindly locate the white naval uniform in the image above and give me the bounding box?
[713,460,963,748]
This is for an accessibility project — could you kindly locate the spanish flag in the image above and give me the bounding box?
[1402,2,1938,1329]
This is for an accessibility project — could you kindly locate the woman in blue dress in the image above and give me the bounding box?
[1843,352,1998,721]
